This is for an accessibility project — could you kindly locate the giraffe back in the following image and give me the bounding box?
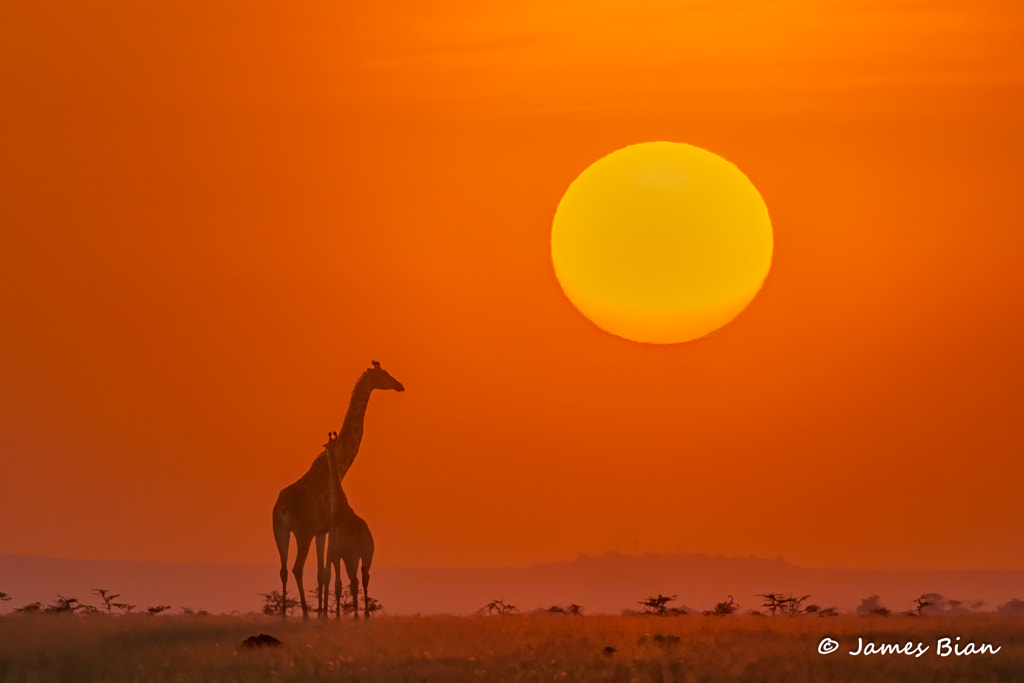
[274,451,338,536]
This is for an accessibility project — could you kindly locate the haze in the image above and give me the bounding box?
[2,0,1022,576]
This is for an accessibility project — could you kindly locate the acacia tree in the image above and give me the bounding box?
[913,593,948,616]
[92,588,120,614]
[804,604,839,617]
[482,599,516,615]
[341,592,382,617]
[260,590,298,617]
[758,593,782,616]
[912,594,934,616]
[856,594,890,616]
[756,593,812,616]
[703,595,739,616]
[325,584,383,617]
[547,603,583,615]
[44,595,83,614]
[639,594,685,616]
[785,594,811,616]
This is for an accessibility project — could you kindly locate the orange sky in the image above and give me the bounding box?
[2,0,1023,572]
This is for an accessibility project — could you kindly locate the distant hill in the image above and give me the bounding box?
[2,552,1021,616]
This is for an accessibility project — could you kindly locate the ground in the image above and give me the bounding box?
[0,613,1021,682]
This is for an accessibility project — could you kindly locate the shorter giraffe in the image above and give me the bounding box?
[321,431,376,619]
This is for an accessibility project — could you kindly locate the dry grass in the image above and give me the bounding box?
[0,613,1021,682]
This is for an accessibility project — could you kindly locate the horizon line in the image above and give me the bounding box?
[4,551,1022,574]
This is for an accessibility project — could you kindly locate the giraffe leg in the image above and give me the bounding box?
[333,559,342,620]
[279,568,289,620]
[292,536,313,621]
[318,563,331,618]
[345,557,359,620]
[361,561,371,619]
[314,533,326,619]
[363,525,375,619]
[272,507,291,620]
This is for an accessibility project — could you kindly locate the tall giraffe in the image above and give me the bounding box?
[271,361,404,620]
[320,430,376,619]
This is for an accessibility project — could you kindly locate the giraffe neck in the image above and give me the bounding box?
[325,443,339,521]
[334,377,373,481]
[324,444,352,521]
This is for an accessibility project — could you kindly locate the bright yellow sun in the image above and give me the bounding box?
[551,141,773,344]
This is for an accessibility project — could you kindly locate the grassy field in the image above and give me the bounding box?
[0,613,1021,682]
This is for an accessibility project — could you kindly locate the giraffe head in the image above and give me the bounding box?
[363,360,405,393]
[323,431,340,452]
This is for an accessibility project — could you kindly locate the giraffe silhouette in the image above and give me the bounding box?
[271,361,404,620]
[320,430,375,619]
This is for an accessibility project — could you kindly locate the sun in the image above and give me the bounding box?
[551,141,773,344]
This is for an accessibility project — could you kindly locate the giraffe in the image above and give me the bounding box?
[271,360,404,620]
[320,430,376,619]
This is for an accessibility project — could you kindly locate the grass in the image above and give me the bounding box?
[0,613,1021,682]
